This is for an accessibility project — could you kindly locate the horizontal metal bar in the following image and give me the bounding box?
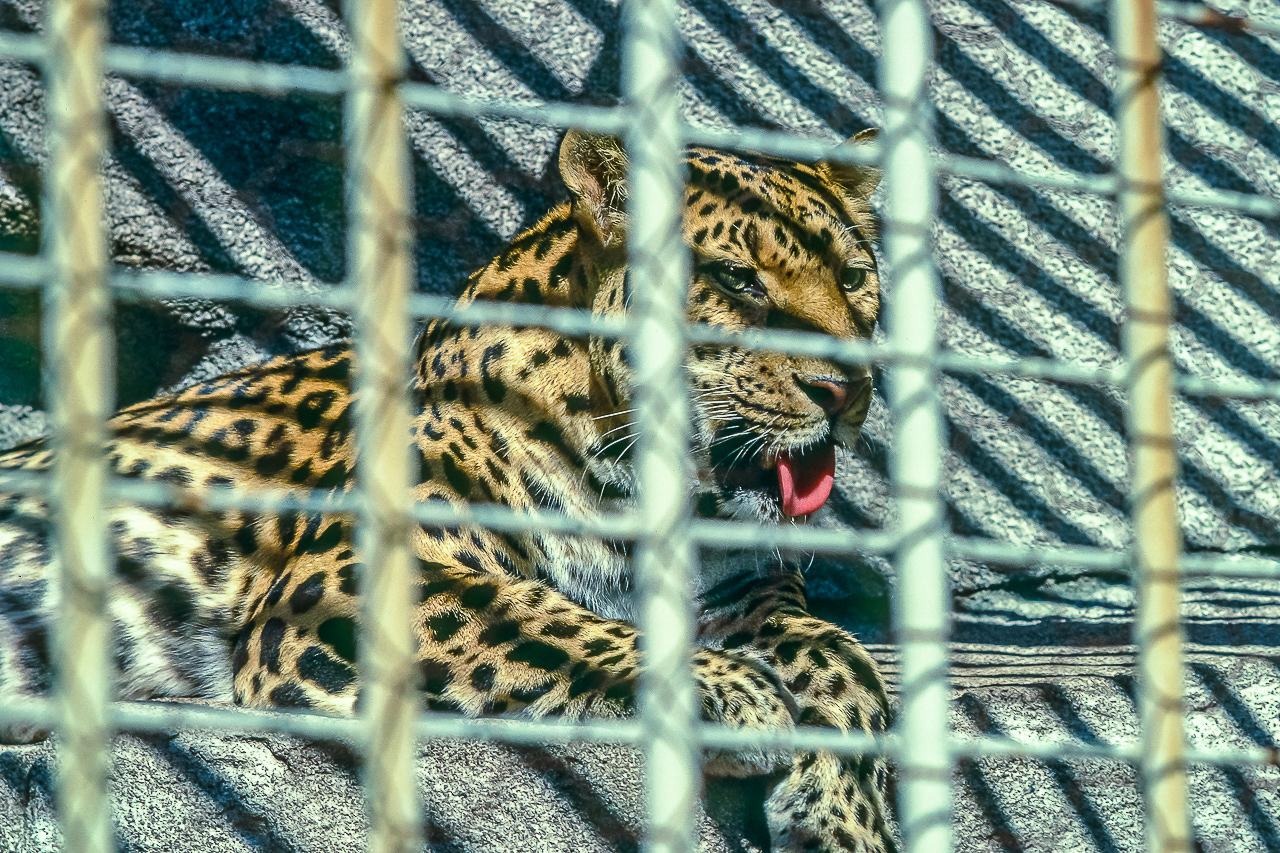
[0,466,897,556]
[4,259,1279,402]
[0,695,1273,769]
[3,256,1277,401]
[5,466,1276,578]
[936,353,1121,386]
[950,537,1280,581]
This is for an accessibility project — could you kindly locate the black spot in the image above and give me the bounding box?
[788,671,812,693]
[479,342,508,403]
[155,466,192,486]
[337,564,358,596]
[269,683,312,708]
[562,394,591,414]
[315,357,351,381]
[551,340,572,359]
[774,640,801,665]
[427,612,466,643]
[255,442,294,478]
[296,521,344,555]
[521,278,543,304]
[317,614,358,660]
[470,663,497,692]
[526,421,582,467]
[455,550,487,573]
[483,457,508,487]
[298,646,355,694]
[459,583,498,610]
[478,621,520,646]
[568,669,606,698]
[420,658,452,694]
[440,453,473,496]
[276,512,300,548]
[259,618,287,673]
[505,641,569,672]
[582,638,616,657]
[319,405,352,458]
[231,629,250,674]
[116,555,145,581]
[151,582,196,628]
[265,571,293,607]
[419,577,456,601]
[426,696,464,713]
[541,621,581,639]
[227,387,271,410]
[289,572,327,614]
[548,253,574,290]
[721,631,752,650]
[604,682,635,703]
[314,463,348,489]
[506,681,551,705]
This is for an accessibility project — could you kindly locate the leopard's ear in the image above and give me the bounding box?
[818,128,880,203]
[559,129,629,246]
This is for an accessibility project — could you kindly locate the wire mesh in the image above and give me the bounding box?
[0,0,1275,849]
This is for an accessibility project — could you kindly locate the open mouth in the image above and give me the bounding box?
[708,430,837,518]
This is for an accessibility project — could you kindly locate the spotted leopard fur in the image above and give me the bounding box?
[0,130,894,852]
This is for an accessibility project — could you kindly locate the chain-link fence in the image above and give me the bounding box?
[0,0,1278,851]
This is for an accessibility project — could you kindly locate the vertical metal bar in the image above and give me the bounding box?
[44,0,113,850]
[1112,0,1190,850]
[345,1,420,851]
[880,0,953,848]
[622,0,697,849]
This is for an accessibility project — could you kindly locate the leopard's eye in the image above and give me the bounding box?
[839,266,871,293]
[703,263,761,296]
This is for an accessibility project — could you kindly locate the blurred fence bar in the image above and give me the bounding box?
[345,1,421,851]
[1112,0,1193,850]
[879,0,953,848]
[621,0,700,848]
[43,0,114,851]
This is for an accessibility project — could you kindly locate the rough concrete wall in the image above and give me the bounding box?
[0,733,772,852]
[0,0,1278,849]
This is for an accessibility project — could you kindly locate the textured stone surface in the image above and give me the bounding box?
[0,732,770,852]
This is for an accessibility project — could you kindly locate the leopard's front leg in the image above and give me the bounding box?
[700,570,896,853]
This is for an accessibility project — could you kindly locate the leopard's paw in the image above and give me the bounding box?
[693,648,799,777]
[766,750,896,853]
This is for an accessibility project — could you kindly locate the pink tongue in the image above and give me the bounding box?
[776,443,836,518]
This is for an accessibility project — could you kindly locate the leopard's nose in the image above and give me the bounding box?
[795,375,871,416]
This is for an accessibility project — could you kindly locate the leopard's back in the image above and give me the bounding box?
[0,343,359,721]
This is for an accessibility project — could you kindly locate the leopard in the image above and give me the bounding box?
[0,128,894,852]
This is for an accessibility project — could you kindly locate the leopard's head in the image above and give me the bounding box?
[561,130,880,523]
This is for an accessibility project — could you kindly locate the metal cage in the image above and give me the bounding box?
[0,0,1279,851]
